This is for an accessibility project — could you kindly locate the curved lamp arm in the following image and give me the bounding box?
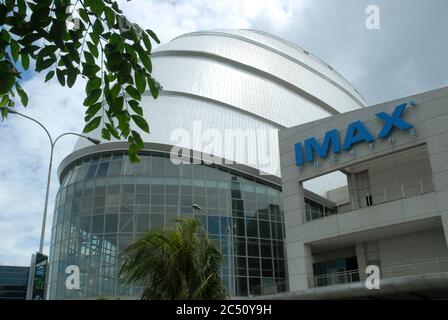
[3,107,100,254]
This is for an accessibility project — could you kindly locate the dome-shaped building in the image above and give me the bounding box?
[47,29,366,299]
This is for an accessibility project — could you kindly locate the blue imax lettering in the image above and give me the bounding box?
[295,102,414,166]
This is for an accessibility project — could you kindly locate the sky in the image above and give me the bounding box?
[1,0,447,266]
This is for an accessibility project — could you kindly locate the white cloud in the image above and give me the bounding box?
[0,74,85,265]
[117,0,302,42]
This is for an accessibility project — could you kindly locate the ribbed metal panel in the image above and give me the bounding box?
[72,29,366,192]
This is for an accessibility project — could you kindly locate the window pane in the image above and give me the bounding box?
[260,240,272,258]
[135,156,151,176]
[166,161,179,176]
[151,214,164,228]
[247,238,260,257]
[92,215,104,234]
[123,159,136,176]
[246,219,258,238]
[152,157,165,176]
[135,214,149,232]
[107,160,122,176]
[119,214,134,232]
[235,237,246,256]
[97,162,109,177]
[105,214,118,233]
[259,220,271,238]
[207,216,220,235]
[85,163,98,179]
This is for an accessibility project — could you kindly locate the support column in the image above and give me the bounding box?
[347,173,360,211]
[284,182,314,291]
[355,242,367,282]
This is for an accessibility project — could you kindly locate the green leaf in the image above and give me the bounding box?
[35,58,55,72]
[128,100,143,116]
[101,127,111,140]
[17,0,26,15]
[67,69,77,88]
[125,85,141,100]
[89,31,100,46]
[141,33,152,52]
[86,77,102,95]
[66,42,80,64]
[128,145,140,163]
[84,51,95,65]
[146,29,160,44]
[131,130,144,148]
[87,41,99,58]
[93,19,104,35]
[10,40,19,62]
[83,89,102,106]
[111,1,123,14]
[131,114,149,133]
[45,70,55,82]
[86,102,102,117]
[16,84,28,107]
[83,116,101,133]
[135,71,146,94]
[135,46,152,73]
[0,61,16,95]
[82,63,100,77]
[106,52,122,72]
[56,68,65,86]
[38,45,57,58]
[0,95,9,108]
[110,83,121,99]
[106,122,120,139]
[147,77,159,99]
[1,105,8,118]
[111,96,124,111]
[90,0,105,16]
[78,8,89,23]
[104,7,115,27]
[21,53,29,70]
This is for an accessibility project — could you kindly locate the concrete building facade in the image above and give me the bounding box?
[277,87,448,299]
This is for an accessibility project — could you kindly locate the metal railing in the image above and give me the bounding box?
[312,269,360,288]
[310,257,448,288]
[305,179,435,223]
[250,281,288,296]
[338,178,434,214]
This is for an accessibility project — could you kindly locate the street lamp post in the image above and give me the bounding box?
[5,108,100,254]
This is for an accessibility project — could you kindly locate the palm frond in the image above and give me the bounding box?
[120,217,229,300]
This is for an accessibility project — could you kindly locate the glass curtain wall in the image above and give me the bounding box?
[47,152,286,299]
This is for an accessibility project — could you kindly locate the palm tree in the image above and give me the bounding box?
[120,217,229,300]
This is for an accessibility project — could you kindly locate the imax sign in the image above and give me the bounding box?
[295,102,414,166]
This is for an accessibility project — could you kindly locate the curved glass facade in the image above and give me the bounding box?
[47,152,285,299]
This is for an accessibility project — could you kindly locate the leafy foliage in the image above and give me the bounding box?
[0,0,162,161]
[120,217,230,300]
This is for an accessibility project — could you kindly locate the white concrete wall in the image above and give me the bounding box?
[278,87,448,292]
[348,145,434,205]
[363,228,448,267]
[326,185,350,205]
